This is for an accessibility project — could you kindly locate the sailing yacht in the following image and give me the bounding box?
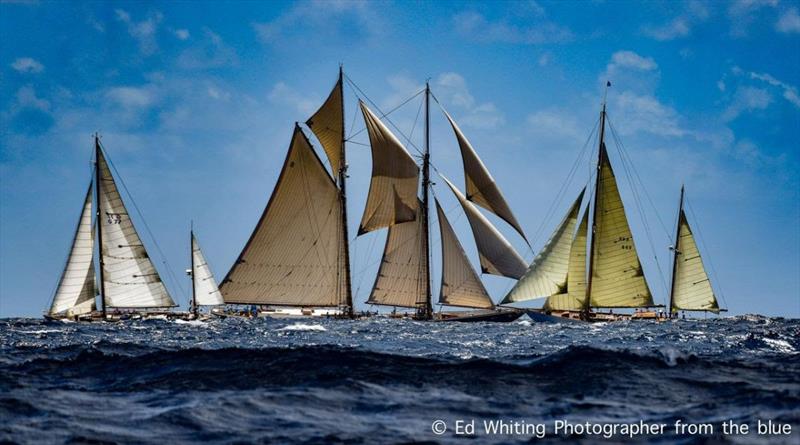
[183,229,225,320]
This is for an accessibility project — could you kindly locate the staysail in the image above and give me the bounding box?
[435,199,494,309]
[443,111,527,242]
[306,74,344,176]
[501,188,585,304]
[670,207,719,313]
[367,200,427,308]
[358,101,420,234]
[441,176,527,279]
[192,233,223,306]
[220,125,345,306]
[588,143,653,308]
[49,182,97,316]
[97,149,175,308]
[544,208,589,311]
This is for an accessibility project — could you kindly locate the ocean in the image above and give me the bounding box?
[1,315,798,444]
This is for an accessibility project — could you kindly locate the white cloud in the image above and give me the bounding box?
[254,0,381,44]
[727,0,779,37]
[11,57,44,73]
[115,9,163,56]
[722,86,772,121]
[538,52,551,67]
[748,71,800,108]
[526,110,582,143]
[177,28,237,70]
[776,7,800,34]
[452,10,572,44]
[717,80,726,92]
[612,91,686,137]
[267,82,317,115]
[434,72,504,130]
[610,51,657,71]
[15,85,50,111]
[642,18,690,41]
[174,29,190,40]
[105,86,156,109]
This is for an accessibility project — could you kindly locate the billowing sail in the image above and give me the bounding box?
[220,125,344,306]
[192,233,223,306]
[306,75,343,176]
[367,201,427,308]
[358,101,419,234]
[435,199,494,309]
[444,111,527,242]
[441,176,527,279]
[501,189,584,304]
[544,208,589,312]
[670,210,719,312]
[588,144,653,308]
[97,150,175,308]
[49,183,97,316]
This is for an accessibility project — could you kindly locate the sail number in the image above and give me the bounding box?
[614,236,633,250]
[106,212,123,224]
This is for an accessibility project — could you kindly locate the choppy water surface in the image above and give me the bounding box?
[1,315,798,444]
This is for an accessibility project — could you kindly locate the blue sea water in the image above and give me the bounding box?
[0,315,798,444]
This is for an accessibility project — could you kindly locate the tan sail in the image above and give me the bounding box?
[588,144,653,308]
[444,110,527,242]
[192,233,224,306]
[97,150,175,308]
[306,75,344,176]
[435,199,494,309]
[367,200,427,308]
[441,176,527,279]
[220,125,345,306]
[501,189,584,304]
[358,101,420,234]
[49,183,97,316]
[545,208,589,311]
[670,210,719,312]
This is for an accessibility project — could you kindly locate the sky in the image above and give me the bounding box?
[1,0,798,318]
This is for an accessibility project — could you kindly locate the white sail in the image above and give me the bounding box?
[49,183,97,316]
[441,176,527,279]
[358,101,420,234]
[501,189,584,304]
[545,208,589,312]
[220,125,345,306]
[306,75,344,176]
[588,144,653,308]
[367,200,427,308]
[670,210,719,312]
[444,110,527,242]
[97,149,175,308]
[192,233,223,306]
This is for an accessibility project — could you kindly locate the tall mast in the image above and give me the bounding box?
[668,185,685,318]
[418,81,433,320]
[190,223,197,318]
[94,134,108,319]
[338,66,354,318]
[586,84,609,311]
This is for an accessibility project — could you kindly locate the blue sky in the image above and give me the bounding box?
[1,0,798,317]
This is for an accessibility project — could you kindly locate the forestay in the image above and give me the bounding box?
[192,234,224,306]
[670,210,719,312]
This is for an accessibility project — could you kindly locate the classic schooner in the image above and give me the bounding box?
[46,136,177,321]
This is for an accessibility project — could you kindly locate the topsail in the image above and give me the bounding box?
[306,75,344,177]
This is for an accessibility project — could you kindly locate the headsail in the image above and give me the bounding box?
[443,110,527,242]
[367,200,427,308]
[441,176,527,279]
[192,233,223,306]
[97,150,175,308]
[306,75,344,176]
[49,182,97,316]
[220,125,345,306]
[435,199,494,309]
[670,207,719,313]
[358,101,420,234]
[588,144,653,308]
[501,188,585,304]
[544,208,589,311]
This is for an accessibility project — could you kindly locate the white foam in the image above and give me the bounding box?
[278,323,327,332]
[173,319,206,327]
[763,338,796,353]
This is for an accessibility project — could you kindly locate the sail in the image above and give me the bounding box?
[367,200,427,308]
[444,111,527,242]
[220,125,344,306]
[544,208,589,312]
[588,144,653,308]
[501,189,584,304]
[441,176,527,279]
[97,150,175,308]
[49,183,97,316]
[358,101,420,234]
[670,210,719,312]
[435,199,494,309]
[192,233,223,306]
[306,75,343,176]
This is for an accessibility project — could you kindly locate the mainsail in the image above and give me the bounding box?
[306,74,344,177]
[220,125,344,306]
[501,189,585,304]
[435,199,494,309]
[358,101,420,234]
[367,200,427,308]
[49,182,97,316]
[97,149,175,308]
[441,176,527,279]
[545,208,589,311]
[443,110,527,242]
[192,233,223,307]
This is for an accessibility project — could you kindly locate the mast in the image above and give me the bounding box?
[338,66,354,318]
[94,134,107,319]
[190,224,198,318]
[586,85,609,312]
[419,81,433,319]
[668,185,685,318]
